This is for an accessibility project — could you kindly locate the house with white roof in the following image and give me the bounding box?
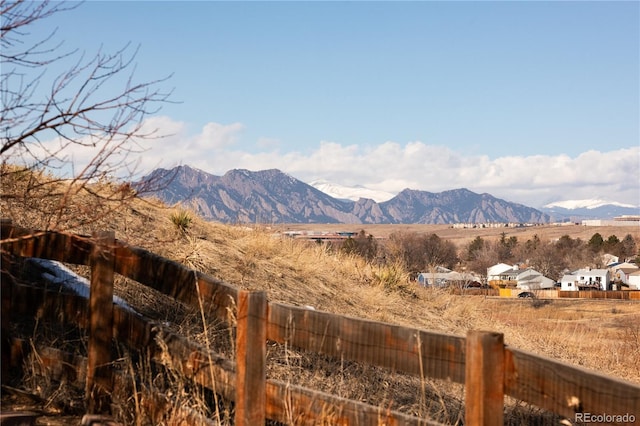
[560,268,610,291]
[516,270,556,290]
[487,263,513,281]
[487,264,555,290]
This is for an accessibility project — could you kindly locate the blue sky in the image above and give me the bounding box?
[17,1,640,208]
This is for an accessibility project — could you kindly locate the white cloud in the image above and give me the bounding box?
[193,122,244,150]
[120,118,245,175]
[25,116,640,208]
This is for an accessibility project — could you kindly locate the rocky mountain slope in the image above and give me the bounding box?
[139,165,550,224]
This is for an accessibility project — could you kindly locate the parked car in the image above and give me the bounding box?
[518,291,535,298]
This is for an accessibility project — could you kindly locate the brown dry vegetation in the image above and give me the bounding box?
[2,172,640,424]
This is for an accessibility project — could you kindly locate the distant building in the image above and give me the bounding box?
[451,222,537,229]
[582,216,640,226]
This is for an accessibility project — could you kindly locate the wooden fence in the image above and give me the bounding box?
[558,290,640,300]
[2,222,639,425]
[497,289,640,299]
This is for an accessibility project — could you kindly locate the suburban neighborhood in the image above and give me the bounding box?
[417,254,640,298]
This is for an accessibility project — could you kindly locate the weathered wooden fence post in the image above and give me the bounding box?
[235,290,267,426]
[0,218,12,236]
[86,231,115,414]
[1,219,13,384]
[465,330,504,426]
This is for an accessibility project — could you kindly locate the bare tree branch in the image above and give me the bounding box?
[1,0,175,232]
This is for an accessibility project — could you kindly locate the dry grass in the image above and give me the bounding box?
[2,171,639,424]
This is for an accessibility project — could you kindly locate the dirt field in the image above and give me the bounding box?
[275,223,640,248]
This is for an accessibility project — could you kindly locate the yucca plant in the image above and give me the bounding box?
[170,209,192,233]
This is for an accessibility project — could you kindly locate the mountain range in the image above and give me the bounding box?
[138,165,550,224]
[309,180,640,222]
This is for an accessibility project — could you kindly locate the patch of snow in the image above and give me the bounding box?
[544,199,638,210]
[309,179,396,203]
[27,258,135,312]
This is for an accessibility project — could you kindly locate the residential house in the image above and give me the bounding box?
[488,266,520,288]
[560,274,578,291]
[487,263,512,281]
[418,266,452,287]
[487,264,555,290]
[418,268,481,288]
[609,262,639,287]
[487,263,518,288]
[515,270,556,291]
[560,268,610,291]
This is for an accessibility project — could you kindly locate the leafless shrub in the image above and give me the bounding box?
[1,0,174,233]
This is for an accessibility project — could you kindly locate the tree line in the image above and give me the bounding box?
[339,230,639,281]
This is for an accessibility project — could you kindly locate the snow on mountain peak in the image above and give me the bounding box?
[309,180,396,203]
[544,199,638,210]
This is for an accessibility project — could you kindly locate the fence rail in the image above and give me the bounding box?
[2,222,639,425]
[557,290,640,300]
